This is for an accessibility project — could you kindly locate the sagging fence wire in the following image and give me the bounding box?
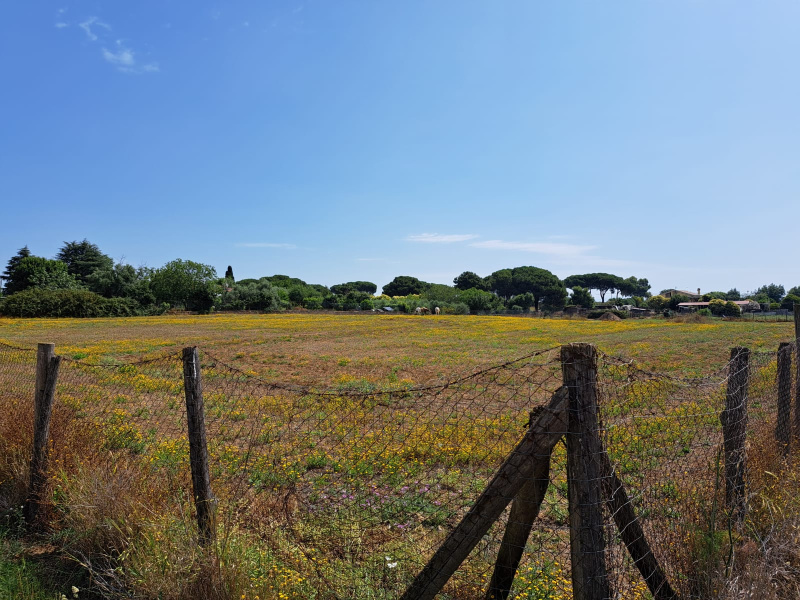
[0,339,797,599]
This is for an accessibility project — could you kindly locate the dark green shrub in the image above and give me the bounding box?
[303,296,323,310]
[444,302,469,315]
[697,308,712,317]
[0,289,149,317]
[708,299,726,316]
[724,301,742,317]
[780,294,800,310]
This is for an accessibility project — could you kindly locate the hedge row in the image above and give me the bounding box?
[0,289,167,318]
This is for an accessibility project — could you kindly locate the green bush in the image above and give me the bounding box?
[708,299,726,316]
[697,308,712,317]
[303,296,323,310]
[443,302,469,315]
[0,289,150,318]
[724,301,742,317]
[780,294,800,310]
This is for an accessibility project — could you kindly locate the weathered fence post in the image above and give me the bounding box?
[777,342,792,455]
[561,343,610,600]
[721,346,749,522]
[23,343,62,526]
[182,346,216,545]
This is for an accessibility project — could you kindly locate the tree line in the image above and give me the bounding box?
[0,241,795,318]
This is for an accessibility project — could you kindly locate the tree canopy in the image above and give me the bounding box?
[453,271,488,291]
[751,283,785,303]
[151,259,219,312]
[4,256,80,294]
[382,276,428,297]
[330,281,377,295]
[1,246,32,294]
[563,273,624,302]
[486,269,514,299]
[508,266,568,311]
[56,239,113,285]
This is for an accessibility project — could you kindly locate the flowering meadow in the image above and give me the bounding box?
[0,313,797,599]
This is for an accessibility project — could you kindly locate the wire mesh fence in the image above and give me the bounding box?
[0,338,798,599]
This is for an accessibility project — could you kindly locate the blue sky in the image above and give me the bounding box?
[2,1,798,296]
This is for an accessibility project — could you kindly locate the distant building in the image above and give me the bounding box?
[677,301,758,312]
[662,288,702,301]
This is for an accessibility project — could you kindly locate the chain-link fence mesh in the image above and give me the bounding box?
[0,338,798,599]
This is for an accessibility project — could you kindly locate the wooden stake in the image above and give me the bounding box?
[183,346,216,544]
[23,343,61,526]
[721,346,749,522]
[562,343,610,600]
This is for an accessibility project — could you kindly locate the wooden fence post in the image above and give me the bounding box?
[182,346,216,545]
[721,346,749,522]
[23,343,62,526]
[777,342,792,455]
[561,343,610,600]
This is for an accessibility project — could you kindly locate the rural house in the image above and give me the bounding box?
[662,288,702,301]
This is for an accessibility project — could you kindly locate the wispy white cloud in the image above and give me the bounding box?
[102,40,158,73]
[69,17,157,73]
[237,242,297,249]
[406,233,479,244]
[103,45,134,67]
[470,239,596,257]
[469,238,638,269]
[79,16,110,41]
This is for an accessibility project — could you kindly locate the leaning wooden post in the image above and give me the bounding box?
[599,453,678,599]
[562,343,610,600]
[23,343,62,526]
[399,388,568,600]
[777,342,792,456]
[721,347,749,522]
[182,346,216,545]
[485,390,565,600]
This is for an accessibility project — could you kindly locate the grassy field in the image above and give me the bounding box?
[0,313,797,600]
[0,312,794,379]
